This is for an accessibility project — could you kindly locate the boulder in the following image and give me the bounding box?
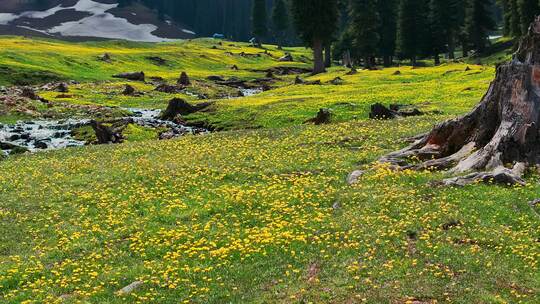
[117,281,144,295]
[347,170,365,185]
[178,72,191,86]
[112,71,145,81]
[20,87,40,100]
[278,53,294,62]
[56,82,69,93]
[98,53,112,62]
[34,141,48,149]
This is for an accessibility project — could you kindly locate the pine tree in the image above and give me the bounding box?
[377,0,397,66]
[518,0,540,34]
[464,0,496,53]
[498,0,511,36]
[350,0,380,69]
[428,0,451,64]
[252,0,267,44]
[396,0,427,65]
[509,0,522,36]
[447,0,466,59]
[272,0,289,47]
[291,0,339,74]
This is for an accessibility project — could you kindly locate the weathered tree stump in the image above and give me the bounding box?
[122,84,136,96]
[90,121,123,144]
[178,72,191,86]
[20,87,40,100]
[369,103,398,120]
[305,108,332,125]
[160,98,212,120]
[377,18,540,186]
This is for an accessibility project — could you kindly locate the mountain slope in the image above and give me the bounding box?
[0,0,195,42]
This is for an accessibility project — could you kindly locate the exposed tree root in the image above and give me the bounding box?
[373,19,540,186]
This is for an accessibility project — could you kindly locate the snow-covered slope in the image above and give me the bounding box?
[0,0,195,42]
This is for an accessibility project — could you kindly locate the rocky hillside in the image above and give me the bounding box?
[0,0,195,42]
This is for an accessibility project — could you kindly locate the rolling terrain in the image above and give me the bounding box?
[0,36,538,303]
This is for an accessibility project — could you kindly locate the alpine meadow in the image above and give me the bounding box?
[0,1,539,304]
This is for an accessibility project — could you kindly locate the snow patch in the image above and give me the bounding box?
[0,13,18,25]
[0,0,193,42]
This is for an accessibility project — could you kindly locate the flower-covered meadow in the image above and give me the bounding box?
[1,117,538,303]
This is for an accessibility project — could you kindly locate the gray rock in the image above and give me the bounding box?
[117,281,143,295]
[347,170,365,185]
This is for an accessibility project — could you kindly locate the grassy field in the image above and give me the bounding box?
[0,36,539,303]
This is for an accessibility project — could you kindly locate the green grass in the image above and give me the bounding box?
[0,36,538,303]
[0,36,310,86]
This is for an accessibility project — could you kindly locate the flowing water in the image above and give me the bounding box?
[0,108,206,156]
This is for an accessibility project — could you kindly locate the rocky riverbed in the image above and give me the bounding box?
[0,108,207,157]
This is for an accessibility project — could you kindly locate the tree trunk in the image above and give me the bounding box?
[364,56,371,69]
[312,38,325,74]
[383,55,392,67]
[343,50,353,68]
[324,43,332,68]
[462,40,469,57]
[448,31,456,60]
[376,18,540,186]
[411,56,417,66]
[434,54,440,65]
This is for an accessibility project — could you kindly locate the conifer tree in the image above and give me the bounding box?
[350,0,380,69]
[272,0,289,47]
[464,0,496,53]
[509,0,522,36]
[428,0,451,64]
[377,0,397,66]
[396,0,427,65]
[291,0,339,74]
[518,0,540,34]
[252,0,267,44]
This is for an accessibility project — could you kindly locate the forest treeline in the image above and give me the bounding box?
[26,1,540,73]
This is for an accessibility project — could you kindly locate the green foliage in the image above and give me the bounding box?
[122,124,160,142]
[71,125,97,144]
[291,0,339,46]
[428,0,452,62]
[518,0,540,33]
[272,0,289,33]
[252,0,268,39]
[377,0,397,63]
[464,0,497,53]
[350,0,380,67]
[396,0,429,64]
[291,0,339,73]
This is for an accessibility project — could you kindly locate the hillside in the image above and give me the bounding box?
[0,0,195,42]
[0,36,539,303]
